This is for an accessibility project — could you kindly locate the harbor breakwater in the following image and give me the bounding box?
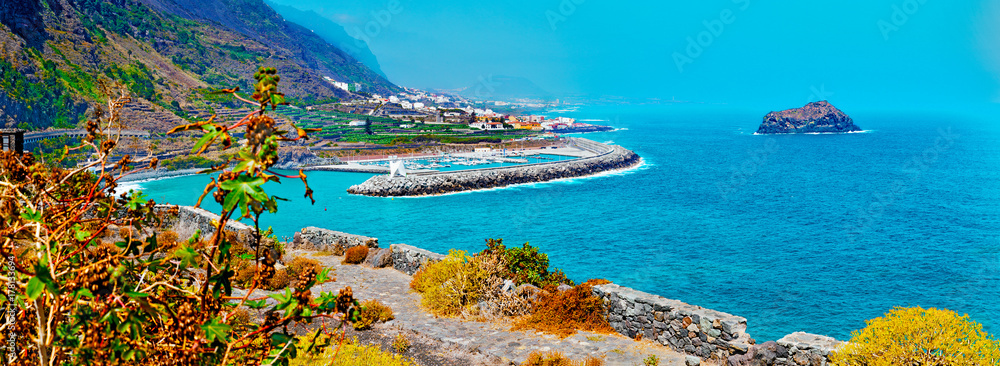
[346,138,642,197]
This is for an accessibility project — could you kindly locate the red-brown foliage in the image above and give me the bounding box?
[343,245,369,264]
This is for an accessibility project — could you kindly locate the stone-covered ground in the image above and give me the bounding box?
[236,249,710,366]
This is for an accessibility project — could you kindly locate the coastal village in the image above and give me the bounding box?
[10,76,613,175]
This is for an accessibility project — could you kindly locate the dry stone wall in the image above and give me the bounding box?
[390,243,446,275]
[592,283,753,360]
[288,227,379,252]
[155,205,254,245]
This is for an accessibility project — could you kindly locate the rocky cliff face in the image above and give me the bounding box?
[756,101,861,134]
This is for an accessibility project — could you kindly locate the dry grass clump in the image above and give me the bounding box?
[343,245,369,264]
[290,333,416,366]
[409,239,615,339]
[354,299,395,330]
[476,247,532,318]
[287,256,324,280]
[409,250,488,316]
[228,240,327,291]
[512,279,616,338]
[521,351,604,366]
[228,308,253,333]
[266,269,291,289]
[158,230,180,252]
[392,334,411,354]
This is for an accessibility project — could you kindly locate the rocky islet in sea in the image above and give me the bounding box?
[756,101,862,134]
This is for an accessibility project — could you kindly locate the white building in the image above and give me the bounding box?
[400,101,413,109]
[348,120,366,126]
[389,96,400,103]
[323,76,351,92]
[413,102,425,109]
[471,122,507,130]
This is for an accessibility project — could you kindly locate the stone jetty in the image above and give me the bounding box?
[347,138,642,197]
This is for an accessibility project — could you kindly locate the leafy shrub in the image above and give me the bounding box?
[343,245,370,264]
[830,307,1000,365]
[474,247,532,318]
[481,238,573,288]
[0,70,360,365]
[513,279,616,338]
[521,351,604,366]
[409,250,488,316]
[354,299,395,330]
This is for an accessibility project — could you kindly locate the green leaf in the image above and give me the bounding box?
[75,288,94,299]
[26,276,44,300]
[74,227,91,242]
[246,299,267,309]
[174,246,198,269]
[19,207,41,222]
[191,124,222,155]
[315,267,330,284]
[271,94,286,107]
[262,196,278,214]
[201,317,231,343]
[127,190,148,210]
[125,291,149,298]
[219,175,267,217]
[270,333,293,347]
[268,288,292,304]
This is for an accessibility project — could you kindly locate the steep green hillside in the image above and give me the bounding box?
[0,0,397,130]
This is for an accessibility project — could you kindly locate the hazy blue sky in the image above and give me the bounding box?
[269,0,1000,110]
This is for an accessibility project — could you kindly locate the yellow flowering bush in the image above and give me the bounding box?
[830,307,1000,365]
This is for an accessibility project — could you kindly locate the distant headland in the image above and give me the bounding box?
[756,101,862,134]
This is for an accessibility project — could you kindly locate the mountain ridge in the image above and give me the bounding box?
[0,0,397,130]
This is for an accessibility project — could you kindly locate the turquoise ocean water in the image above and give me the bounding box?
[128,104,1000,341]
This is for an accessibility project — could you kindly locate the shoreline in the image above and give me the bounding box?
[116,168,204,183]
